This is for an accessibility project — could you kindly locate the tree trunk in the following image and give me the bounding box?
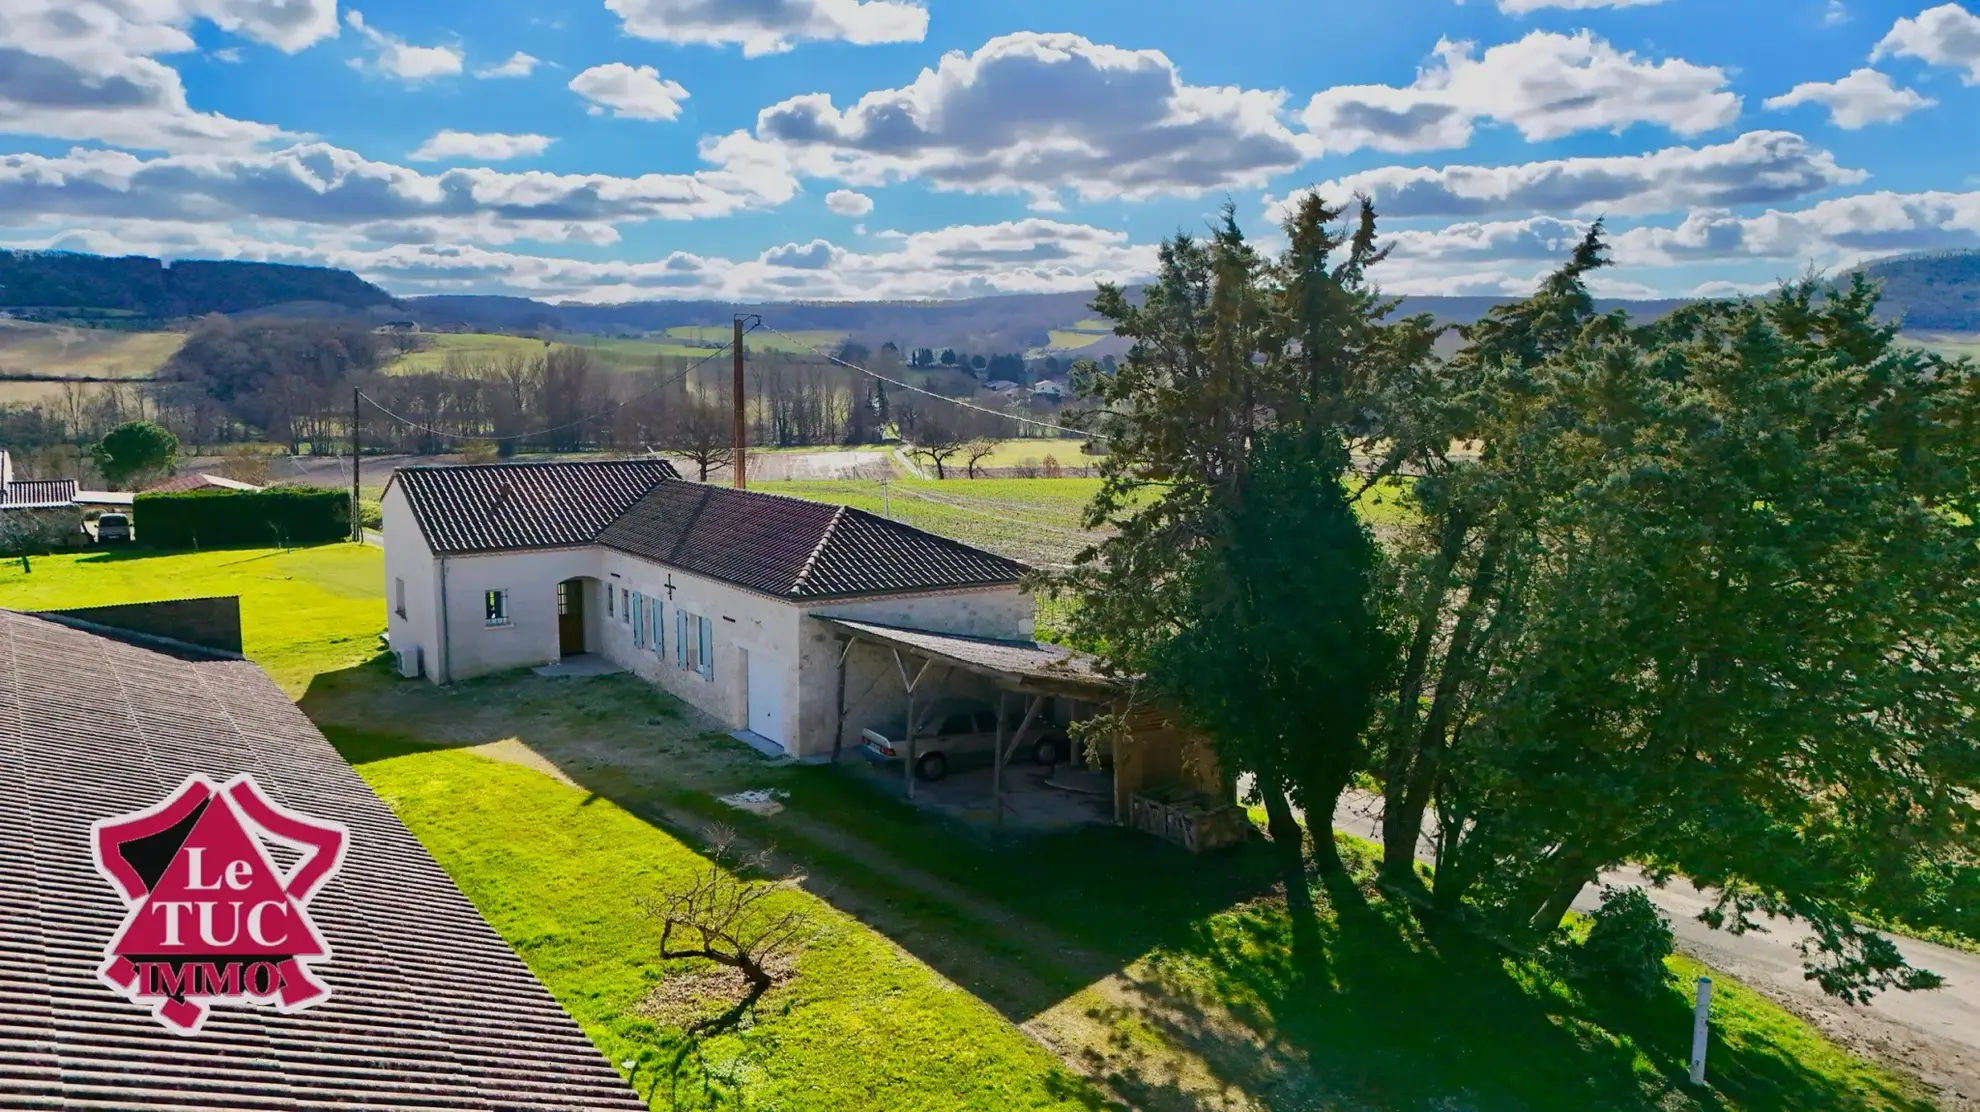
[1258,773,1324,969]
[1385,530,1506,878]
[1381,512,1468,875]
[1527,855,1596,935]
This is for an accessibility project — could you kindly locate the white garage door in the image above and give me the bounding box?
[746,650,786,747]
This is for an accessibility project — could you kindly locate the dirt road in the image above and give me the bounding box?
[1330,789,1980,1109]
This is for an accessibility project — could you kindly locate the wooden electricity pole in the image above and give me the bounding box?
[732,317,747,490]
[350,388,361,543]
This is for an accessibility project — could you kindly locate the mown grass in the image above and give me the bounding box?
[0,320,186,402]
[384,332,714,375]
[0,542,384,696]
[333,729,1102,1112]
[1904,331,1980,361]
[738,765,1934,1112]
[666,326,847,354]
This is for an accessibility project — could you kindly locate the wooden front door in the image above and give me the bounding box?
[557,580,584,656]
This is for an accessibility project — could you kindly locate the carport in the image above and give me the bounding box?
[818,618,1233,840]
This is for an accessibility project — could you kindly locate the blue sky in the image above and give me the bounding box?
[2,0,1977,303]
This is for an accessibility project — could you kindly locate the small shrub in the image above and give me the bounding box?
[1041,453,1063,478]
[1576,885,1675,999]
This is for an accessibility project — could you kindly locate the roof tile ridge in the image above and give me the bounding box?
[792,503,850,596]
[841,502,1025,566]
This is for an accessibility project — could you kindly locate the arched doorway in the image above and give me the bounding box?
[556,578,588,657]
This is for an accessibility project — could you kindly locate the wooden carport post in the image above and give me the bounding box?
[993,693,1047,834]
[830,635,854,763]
[892,648,933,799]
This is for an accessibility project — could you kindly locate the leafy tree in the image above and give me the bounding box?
[1375,232,1980,999]
[1065,200,1431,930]
[92,420,179,487]
[939,348,957,365]
[970,354,988,371]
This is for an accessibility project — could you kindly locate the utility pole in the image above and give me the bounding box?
[732,316,746,490]
[350,388,361,543]
[731,314,759,490]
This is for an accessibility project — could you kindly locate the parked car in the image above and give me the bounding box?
[861,697,1067,782]
[93,512,132,544]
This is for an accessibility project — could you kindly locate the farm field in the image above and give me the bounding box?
[665,325,846,354]
[1906,331,1980,360]
[384,331,716,374]
[0,319,185,402]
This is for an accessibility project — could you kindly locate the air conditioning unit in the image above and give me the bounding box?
[395,646,423,679]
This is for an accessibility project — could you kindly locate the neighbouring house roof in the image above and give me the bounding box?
[75,490,136,507]
[143,472,265,494]
[816,616,1120,697]
[599,482,1027,600]
[1,478,78,509]
[389,458,681,555]
[0,607,645,1110]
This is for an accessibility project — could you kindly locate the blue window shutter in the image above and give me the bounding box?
[698,617,714,680]
[633,594,644,648]
[676,611,688,668]
[653,604,664,654]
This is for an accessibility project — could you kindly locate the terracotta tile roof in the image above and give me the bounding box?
[390,458,680,554]
[2,478,78,508]
[0,609,644,1110]
[597,482,1027,600]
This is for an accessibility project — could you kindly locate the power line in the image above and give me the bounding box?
[757,323,1103,440]
[357,332,744,443]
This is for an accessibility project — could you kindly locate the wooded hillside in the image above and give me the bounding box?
[1858,249,1980,330]
[0,251,395,320]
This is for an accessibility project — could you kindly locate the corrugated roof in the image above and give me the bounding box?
[144,473,264,494]
[3,478,78,508]
[391,458,680,554]
[0,608,645,1110]
[598,482,1026,600]
[818,617,1120,695]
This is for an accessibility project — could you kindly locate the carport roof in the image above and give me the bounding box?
[818,617,1123,698]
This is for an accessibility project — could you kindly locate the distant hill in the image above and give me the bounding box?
[403,290,1704,357]
[1857,250,1980,331]
[0,250,395,322]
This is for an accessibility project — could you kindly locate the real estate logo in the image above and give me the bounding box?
[90,773,349,1034]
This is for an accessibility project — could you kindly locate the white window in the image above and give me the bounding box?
[394,578,406,619]
[650,598,665,655]
[674,610,714,680]
[632,593,645,649]
[484,589,509,627]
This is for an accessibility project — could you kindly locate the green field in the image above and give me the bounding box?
[1906,331,1980,360]
[0,543,383,696]
[665,326,846,354]
[385,332,713,374]
[0,319,186,402]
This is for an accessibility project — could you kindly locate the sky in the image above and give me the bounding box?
[1,0,1977,305]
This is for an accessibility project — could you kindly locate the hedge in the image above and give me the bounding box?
[133,487,351,549]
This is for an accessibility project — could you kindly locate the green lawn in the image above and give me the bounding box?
[384,332,718,375]
[1904,332,1980,361]
[666,326,847,354]
[0,543,384,696]
[334,729,1101,1112]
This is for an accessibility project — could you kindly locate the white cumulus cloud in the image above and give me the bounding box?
[728,31,1318,205]
[569,63,690,121]
[408,130,554,162]
[475,51,540,79]
[1268,131,1866,221]
[346,10,464,83]
[1763,68,1935,128]
[1302,30,1740,154]
[0,0,327,151]
[825,189,874,216]
[1872,3,1980,82]
[604,0,928,57]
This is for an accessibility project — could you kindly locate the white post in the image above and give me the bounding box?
[1689,976,1712,1085]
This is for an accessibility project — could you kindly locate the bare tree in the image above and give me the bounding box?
[907,411,969,479]
[638,829,811,1035]
[667,398,735,482]
[963,437,1001,478]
